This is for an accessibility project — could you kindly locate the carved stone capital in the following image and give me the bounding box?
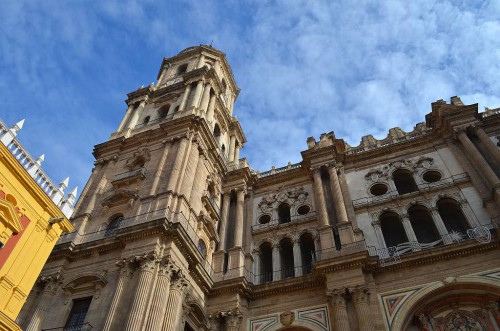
[40,272,62,295]
[351,286,370,304]
[327,288,348,307]
[134,252,160,272]
[116,258,135,278]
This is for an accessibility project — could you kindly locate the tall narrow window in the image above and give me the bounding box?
[259,242,273,283]
[408,205,440,243]
[158,104,170,118]
[393,169,418,195]
[300,233,316,275]
[198,240,207,259]
[213,124,221,145]
[279,238,295,278]
[64,297,92,331]
[278,203,291,224]
[380,212,408,247]
[437,198,470,234]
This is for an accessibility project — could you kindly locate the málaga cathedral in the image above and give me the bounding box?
[18,45,500,331]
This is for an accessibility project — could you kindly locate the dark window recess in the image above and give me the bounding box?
[278,203,291,224]
[422,171,442,183]
[437,198,470,234]
[259,242,273,282]
[393,169,418,195]
[279,238,295,278]
[259,214,271,224]
[380,212,408,247]
[297,205,310,215]
[300,233,316,275]
[370,183,389,196]
[64,297,92,330]
[408,206,440,243]
[105,216,123,237]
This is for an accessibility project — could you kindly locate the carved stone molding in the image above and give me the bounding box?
[365,156,436,182]
[125,147,151,169]
[258,186,309,212]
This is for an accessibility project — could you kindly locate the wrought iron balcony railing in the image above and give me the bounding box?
[42,322,93,331]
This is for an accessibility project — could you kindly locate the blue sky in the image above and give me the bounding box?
[1,0,499,198]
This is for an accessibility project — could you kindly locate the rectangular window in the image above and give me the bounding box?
[64,297,92,331]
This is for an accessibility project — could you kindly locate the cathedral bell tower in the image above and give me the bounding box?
[23,45,247,331]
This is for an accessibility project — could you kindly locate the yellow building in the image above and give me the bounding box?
[0,119,75,331]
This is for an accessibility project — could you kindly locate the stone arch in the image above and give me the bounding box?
[185,301,210,330]
[391,276,500,330]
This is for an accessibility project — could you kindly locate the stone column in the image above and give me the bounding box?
[149,141,171,195]
[328,289,350,331]
[327,164,349,223]
[272,244,281,281]
[429,208,451,244]
[233,188,245,247]
[228,136,236,162]
[219,192,230,251]
[234,145,240,163]
[311,168,329,226]
[179,140,200,200]
[371,221,387,249]
[124,253,159,331]
[293,238,302,277]
[190,80,204,108]
[117,103,135,131]
[103,258,135,331]
[16,286,42,328]
[145,258,176,331]
[179,84,192,111]
[252,250,261,284]
[206,94,216,124]
[352,286,374,331]
[208,313,221,331]
[127,99,147,129]
[161,274,189,331]
[166,137,189,193]
[474,126,500,166]
[200,84,212,111]
[401,214,418,244]
[25,274,61,331]
[457,129,499,187]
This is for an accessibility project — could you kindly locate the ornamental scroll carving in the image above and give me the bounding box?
[125,147,151,169]
[365,156,435,183]
[258,186,309,213]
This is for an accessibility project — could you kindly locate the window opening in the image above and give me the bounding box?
[422,170,442,183]
[408,206,440,243]
[300,233,315,274]
[437,198,470,234]
[278,203,291,224]
[370,183,389,196]
[259,242,273,283]
[393,169,418,195]
[279,238,295,278]
[64,297,92,330]
[198,240,207,258]
[297,205,310,215]
[105,216,123,237]
[258,214,271,224]
[380,212,408,247]
[143,116,150,125]
[158,104,170,118]
[177,63,188,75]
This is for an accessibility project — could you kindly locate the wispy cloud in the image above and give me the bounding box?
[0,0,499,196]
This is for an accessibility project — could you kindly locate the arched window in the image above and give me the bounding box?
[278,203,291,224]
[408,205,440,243]
[213,124,221,144]
[300,233,316,275]
[279,238,295,279]
[177,63,188,75]
[380,212,408,247]
[197,240,207,258]
[158,104,170,118]
[105,215,123,237]
[393,169,418,195]
[221,144,226,156]
[143,116,150,125]
[259,242,273,283]
[437,198,470,234]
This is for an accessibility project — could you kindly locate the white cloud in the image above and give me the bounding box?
[0,0,499,195]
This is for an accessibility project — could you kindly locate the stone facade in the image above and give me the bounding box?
[19,46,500,330]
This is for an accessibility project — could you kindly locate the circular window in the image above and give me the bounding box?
[370,183,389,196]
[259,214,271,224]
[297,205,310,215]
[423,171,442,183]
